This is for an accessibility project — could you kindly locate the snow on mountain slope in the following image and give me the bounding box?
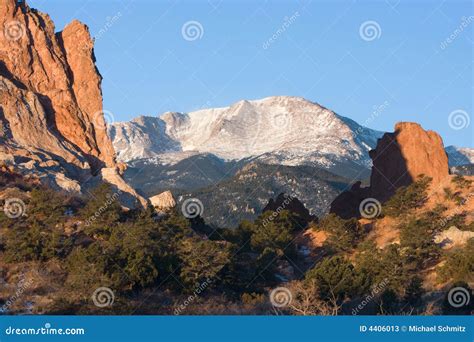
[108,116,182,162]
[445,146,474,166]
[109,96,384,169]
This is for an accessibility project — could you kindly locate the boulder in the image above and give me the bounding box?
[149,191,176,212]
[435,226,474,249]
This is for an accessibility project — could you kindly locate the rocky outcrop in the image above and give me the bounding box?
[329,181,370,219]
[0,0,115,172]
[263,192,316,223]
[369,122,449,201]
[99,167,148,208]
[0,1,147,208]
[149,190,176,212]
[0,76,88,171]
[435,226,474,249]
[330,122,450,218]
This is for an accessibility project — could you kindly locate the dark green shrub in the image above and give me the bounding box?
[3,188,72,262]
[452,175,472,189]
[438,238,474,283]
[319,214,364,252]
[399,214,441,268]
[178,237,231,288]
[79,183,122,238]
[305,256,357,302]
[383,176,432,217]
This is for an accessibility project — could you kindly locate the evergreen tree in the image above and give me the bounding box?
[384,176,432,217]
[306,256,357,302]
[80,183,122,238]
[178,236,231,288]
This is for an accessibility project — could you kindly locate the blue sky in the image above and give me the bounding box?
[29,0,472,147]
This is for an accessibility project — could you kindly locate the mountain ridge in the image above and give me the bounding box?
[109,96,384,171]
[109,96,473,180]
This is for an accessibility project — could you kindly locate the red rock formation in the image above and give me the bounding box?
[330,122,450,218]
[369,122,449,201]
[0,0,115,172]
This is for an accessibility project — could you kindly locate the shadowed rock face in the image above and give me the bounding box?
[329,181,370,219]
[369,122,449,201]
[0,0,115,173]
[330,122,450,218]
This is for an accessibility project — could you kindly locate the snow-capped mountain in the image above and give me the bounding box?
[445,146,474,166]
[109,96,474,226]
[109,96,383,171]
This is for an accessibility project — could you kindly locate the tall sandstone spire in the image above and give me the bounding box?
[0,0,115,173]
[330,122,450,218]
